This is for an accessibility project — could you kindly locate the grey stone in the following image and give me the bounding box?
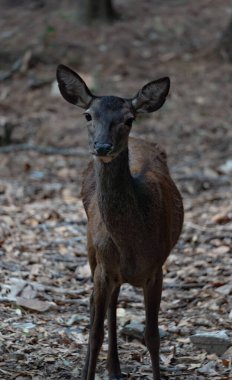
[121,322,144,340]
[121,321,167,341]
[190,331,231,355]
[216,283,232,295]
[219,159,232,174]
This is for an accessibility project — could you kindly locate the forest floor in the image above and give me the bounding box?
[0,0,232,379]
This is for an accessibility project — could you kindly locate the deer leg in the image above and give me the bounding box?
[85,266,113,380]
[107,286,121,379]
[82,239,97,380]
[143,268,163,380]
[82,291,95,380]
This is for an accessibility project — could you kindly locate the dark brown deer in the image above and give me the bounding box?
[56,64,184,380]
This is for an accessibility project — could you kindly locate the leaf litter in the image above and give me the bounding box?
[0,0,232,379]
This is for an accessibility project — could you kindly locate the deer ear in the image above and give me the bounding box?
[132,77,170,113]
[56,64,94,109]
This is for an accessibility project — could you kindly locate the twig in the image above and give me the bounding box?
[0,143,88,157]
[184,221,208,232]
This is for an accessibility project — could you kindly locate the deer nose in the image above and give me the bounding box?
[94,142,113,156]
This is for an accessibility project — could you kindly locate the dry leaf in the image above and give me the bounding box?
[16,297,55,312]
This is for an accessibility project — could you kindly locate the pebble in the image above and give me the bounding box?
[219,159,232,174]
[216,283,232,295]
[190,331,231,355]
[121,321,167,341]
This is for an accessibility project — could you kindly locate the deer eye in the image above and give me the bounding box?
[125,117,134,127]
[85,113,92,122]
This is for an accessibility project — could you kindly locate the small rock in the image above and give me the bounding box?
[198,361,217,375]
[159,327,167,338]
[121,321,167,341]
[117,307,126,318]
[75,262,91,279]
[121,321,144,340]
[216,283,232,296]
[195,96,206,105]
[10,351,27,360]
[66,315,86,326]
[190,331,231,355]
[99,44,108,52]
[219,159,232,174]
[13,322,36,331]
[30,170,45,180]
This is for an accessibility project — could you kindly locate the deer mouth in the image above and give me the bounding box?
[98,156,114,163]
[93,153,115,163]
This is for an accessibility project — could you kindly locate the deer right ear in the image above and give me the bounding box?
[132,77,170,113]
[56,64,94,109]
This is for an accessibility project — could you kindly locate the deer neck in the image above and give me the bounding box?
[94,148,162,266]
[95,148,137,234]
[96,148,132,202]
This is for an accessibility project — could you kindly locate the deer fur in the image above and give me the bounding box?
[57,64,184,380]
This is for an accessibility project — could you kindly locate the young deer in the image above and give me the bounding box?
[57,65,184,380]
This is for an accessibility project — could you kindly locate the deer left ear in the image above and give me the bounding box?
[56,64,94,109]
[132,77,170,113]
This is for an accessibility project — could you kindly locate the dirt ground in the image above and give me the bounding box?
[0,0,232,379]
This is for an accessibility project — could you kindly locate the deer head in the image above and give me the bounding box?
[56,64,170,163]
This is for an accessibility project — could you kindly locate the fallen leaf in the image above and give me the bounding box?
[16,297,55,312]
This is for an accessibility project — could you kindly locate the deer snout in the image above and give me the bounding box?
[94,142,113,156]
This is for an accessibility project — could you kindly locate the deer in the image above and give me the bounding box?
[56,64,184,380]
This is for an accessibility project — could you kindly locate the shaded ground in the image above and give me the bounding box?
[0,0,232,379]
